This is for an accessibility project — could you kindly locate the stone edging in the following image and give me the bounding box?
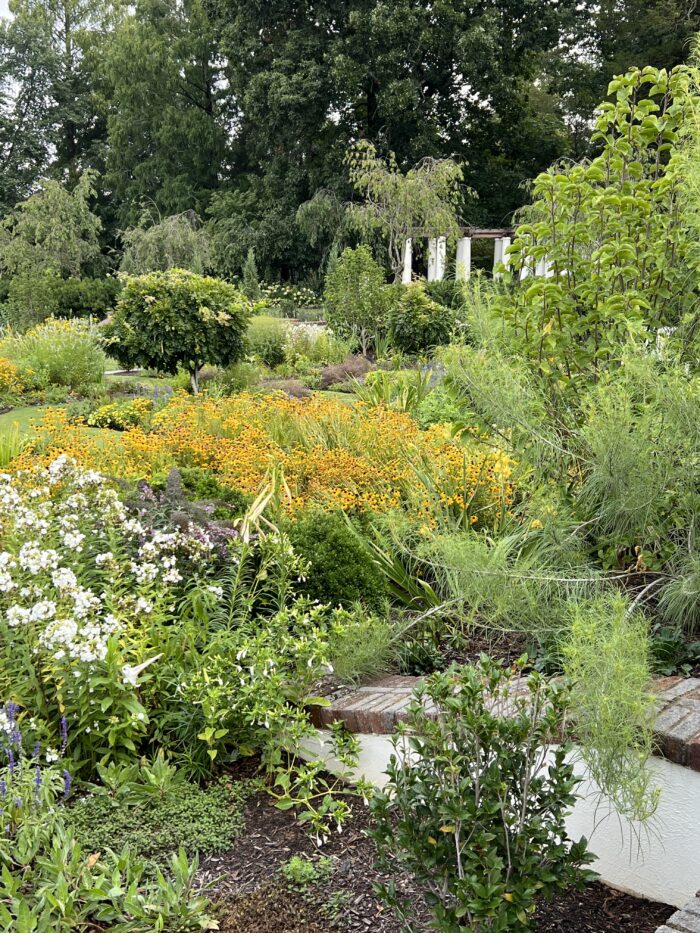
[311,674,700,774]
[656,894,700,932]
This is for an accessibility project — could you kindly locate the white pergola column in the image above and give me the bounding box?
[493,238,504,277]
[500,236,511,271]
[427,238,437,281]
[455,237,472,281]
[435,236,446,281]
[535,257,547,277]
[401,238,413,284]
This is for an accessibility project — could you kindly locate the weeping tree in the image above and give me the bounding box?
[120,209,212,274]
[345,141,467,281]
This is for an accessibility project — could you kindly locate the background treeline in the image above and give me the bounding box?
[0,0,699,286]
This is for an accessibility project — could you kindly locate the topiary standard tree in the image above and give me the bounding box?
[105,268,250,393]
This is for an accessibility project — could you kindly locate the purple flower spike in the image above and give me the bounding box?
[33,741,40,760]
[0,780,6,797]
[34,766,42,798]
[7,748,14,775]
[63,770,72,799]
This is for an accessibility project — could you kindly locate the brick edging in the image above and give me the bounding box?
[311,674,700,774]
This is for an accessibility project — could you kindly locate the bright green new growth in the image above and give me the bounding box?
[500,65,696,393]
[562,594,660,822]
[323,244,388,355]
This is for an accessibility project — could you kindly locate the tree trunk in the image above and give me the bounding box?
[190,367,199,395]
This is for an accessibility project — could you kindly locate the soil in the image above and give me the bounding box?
[200,778,674,933]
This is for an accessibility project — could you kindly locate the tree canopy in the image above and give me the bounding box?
[1,0,699,281]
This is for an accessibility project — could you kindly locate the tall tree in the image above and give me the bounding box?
[209,0,585,276]
[106,0,227,226]
[0,0,112,198]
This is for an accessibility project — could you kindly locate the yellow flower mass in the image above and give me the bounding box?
[17,393,514,527]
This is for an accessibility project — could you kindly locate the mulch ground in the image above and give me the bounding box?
[199,781,674,932]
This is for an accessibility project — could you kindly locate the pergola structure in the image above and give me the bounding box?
[401,227,515,283]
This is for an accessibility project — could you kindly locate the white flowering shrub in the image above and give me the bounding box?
[0,456,216,771]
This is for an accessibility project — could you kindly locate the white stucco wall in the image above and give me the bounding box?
[302,731,700,909]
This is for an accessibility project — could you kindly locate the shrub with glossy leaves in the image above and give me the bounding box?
[388,283,453,354]
[371,657,594,930]
[104,268,250,393]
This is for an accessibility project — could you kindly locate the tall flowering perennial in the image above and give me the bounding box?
[0,456,216,770]
[19,394,515,527]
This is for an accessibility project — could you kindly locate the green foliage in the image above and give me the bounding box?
[50,276,122,321]
[0,318,106,389]
[415,384,465,427]
[324,245,388,355]
[106,0,225,227]
[120,210,212,275]
[371,657,594,931]
[212,360,264,395]
[246,314,288,367]
[326,609,395,685]
[0,736,215,931]
[353,368,433,415]
[242,247,261,300]
[345,141,465,279]
[500,66,696,392]
[66,764,250,870]
[0,170,102,280]
[286,509,388,610]
[283,324,352,367]
[388,284,454,355]
[280,855,333,893]
[181,600,372,838]
[104,268,250,393]
[562,594,660,821]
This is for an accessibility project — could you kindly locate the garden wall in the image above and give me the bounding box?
[304,674,700,909]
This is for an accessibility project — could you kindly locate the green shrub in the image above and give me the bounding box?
[324,245,388,355]
[371,657,594,930]
[388,283,453,354]
[286,509,387,609]
[214,360,263,394]
[53,275,122,319]
[0,318,106,389]
[246,314,288,366]
[104,269,250,393]
[424,279,464,309]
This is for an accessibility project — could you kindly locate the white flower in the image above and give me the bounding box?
[45,748,59,763]
[52,568,77,592]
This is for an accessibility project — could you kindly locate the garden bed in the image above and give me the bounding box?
[203,776,674,932]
